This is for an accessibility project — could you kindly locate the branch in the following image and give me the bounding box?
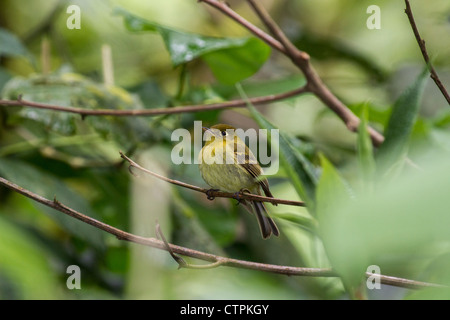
[0,86,307,117]
[0,174,443,289]
[119,151,306,207]
[200,0,287,54]
[200,0,385,147]
[404,0,450,105]
[245,0,308,61]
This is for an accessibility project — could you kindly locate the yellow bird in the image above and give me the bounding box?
[198,124,279,239]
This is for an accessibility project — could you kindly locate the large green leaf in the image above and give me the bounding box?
[202,37,271,85]
[114,7,270,84]
[376,70,428,173]
[320,153,450,296]
[316,155,359,294]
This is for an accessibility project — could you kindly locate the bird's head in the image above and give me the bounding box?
[202,124,237,145]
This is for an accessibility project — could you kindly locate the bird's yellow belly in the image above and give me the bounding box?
[199,161,255,192]
[198,141,257,192]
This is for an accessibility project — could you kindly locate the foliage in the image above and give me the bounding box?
[0,0,450,300]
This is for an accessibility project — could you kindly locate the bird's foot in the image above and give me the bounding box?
[233,188,251,205]
[205,188,220,201]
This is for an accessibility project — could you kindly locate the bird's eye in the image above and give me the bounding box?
[221,131,227,136]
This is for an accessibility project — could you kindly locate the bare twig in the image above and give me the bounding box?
[246,0,308,62]
[404,0,450,105]
[119,151,306,207]
[156,222,225,270]
[199,0,385,147]
[0,174,443,289]
[155,222,188,269]
[0,86,308,117]
[199,0,287,54]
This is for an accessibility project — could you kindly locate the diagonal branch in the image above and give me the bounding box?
[246,0,308,62]
[404,0,450,105]
[0,174,443,289]
[119,151,306,207]
[199,0,287,54]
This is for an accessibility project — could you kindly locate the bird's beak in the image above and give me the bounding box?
[202,127,209,132]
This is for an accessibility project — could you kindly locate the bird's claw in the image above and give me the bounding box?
[233,188,251,205]
[205,189,219,201]
[233,191,242,205]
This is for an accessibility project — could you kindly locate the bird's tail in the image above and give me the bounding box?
[252,200,279,239]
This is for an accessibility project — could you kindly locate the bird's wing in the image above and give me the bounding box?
[233,142,274,198]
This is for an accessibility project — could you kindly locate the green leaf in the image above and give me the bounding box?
[0,216,60,299]
[376,69,428,173]
[114,7,270,84]
[0,28,30,59]
[241,85,318,209]
[347,101,391,128]
[321,154,450,296]
[202,37,271,85]
[316,155,362,294]
[357,104,376,188]
[271,211,318,234]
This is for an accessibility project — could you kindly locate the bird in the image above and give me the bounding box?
[198,124,279,239]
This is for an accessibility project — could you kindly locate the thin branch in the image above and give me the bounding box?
[156,221,225,270]
[0,86,308,117]
[155,222,188,269]
[200,0,385,147]
[0,174,443,289]
[199,0,287,54]
[404,0,450,105]
[119,151,306,207]
[246,0,308,62]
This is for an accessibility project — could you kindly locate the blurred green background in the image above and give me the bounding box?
[0,0,450,299]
